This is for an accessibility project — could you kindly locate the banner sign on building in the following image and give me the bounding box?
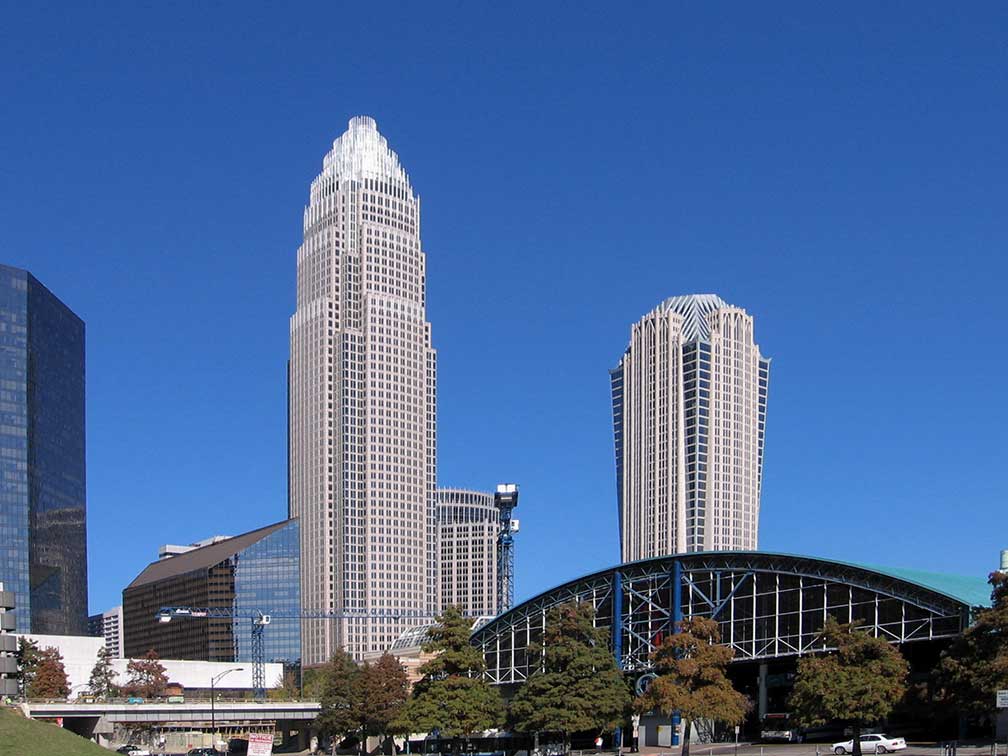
[247,733,274,756]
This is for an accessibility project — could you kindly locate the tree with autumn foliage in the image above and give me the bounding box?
[28,646,69,699]
[404,605,504,742]
[935,571,1008,722]
[125,649,168,698]
[510,602,631,752]
[360,652,410,750]
[789,618,908,756]
[314,649,411,754]
[635,617,748,756]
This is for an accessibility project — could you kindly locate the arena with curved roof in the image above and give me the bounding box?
[470,551,989,687]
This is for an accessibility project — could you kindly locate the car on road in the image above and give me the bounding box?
[833,734,907,754]
[186,749,220,755]
[115,746,152,756]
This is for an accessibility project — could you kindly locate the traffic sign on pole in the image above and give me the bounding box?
[996,690,1008,708]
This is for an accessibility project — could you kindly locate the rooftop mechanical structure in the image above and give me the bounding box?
[494,484,520,615]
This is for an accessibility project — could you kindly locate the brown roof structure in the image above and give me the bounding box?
[125,519,293,589]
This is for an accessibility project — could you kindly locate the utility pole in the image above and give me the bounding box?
[210,667,243,746]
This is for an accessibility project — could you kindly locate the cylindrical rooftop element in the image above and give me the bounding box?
[349,115,377,131]
[1000,550,1008,571]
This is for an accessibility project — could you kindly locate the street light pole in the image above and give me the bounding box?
[210,667,244,750]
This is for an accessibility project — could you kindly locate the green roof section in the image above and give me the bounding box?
[864,564,993,608]
[618,551,995,610]
[717,551,995,610]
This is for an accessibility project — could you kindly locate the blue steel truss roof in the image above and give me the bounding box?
[485,550,990,630]
[471,551,985,682]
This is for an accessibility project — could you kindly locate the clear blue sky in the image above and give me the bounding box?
[1,3,1005,616]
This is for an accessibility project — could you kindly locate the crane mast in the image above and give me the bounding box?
[494,483,520,615]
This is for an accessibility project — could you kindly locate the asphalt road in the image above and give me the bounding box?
[635,745,998,756]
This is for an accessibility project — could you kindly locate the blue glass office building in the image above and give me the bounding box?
[0,264,87,634]
[233,518,301,667]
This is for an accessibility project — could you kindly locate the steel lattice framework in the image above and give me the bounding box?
[471,552,977,686]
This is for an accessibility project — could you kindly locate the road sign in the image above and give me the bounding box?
[997,690,1008,708]
[248,732,274,756]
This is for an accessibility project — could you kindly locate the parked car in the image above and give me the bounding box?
[833,734,907,754]
[187,749,220,756]
[116,746,152,756]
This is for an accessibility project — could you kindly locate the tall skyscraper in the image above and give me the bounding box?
[0,264,87,634]
[611,294,769,562]
[289,117,437,663]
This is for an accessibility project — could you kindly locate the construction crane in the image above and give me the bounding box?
[494,483,520,615]
[156,606,434,699]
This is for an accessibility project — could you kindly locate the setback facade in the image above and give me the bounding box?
[0,264,87,634]
[289,116,437,663]
[122,519,300,666]
[611,294,769,561]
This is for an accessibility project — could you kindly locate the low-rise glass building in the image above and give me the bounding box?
[122,519,300,670]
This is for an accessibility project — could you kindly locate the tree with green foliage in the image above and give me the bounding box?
[404,605,504,745]
[29,646,70,699]
[125,649,168,698]
[315,649,363,749]
[935,571,1008,722]
[360,652,410,751]
[789,618,908,756]
[635,617,748,756]
[16,637,43,698]
[87,646,119,699]
[302,664,328,701]
[510,602,631,753]
[269,668,303,701]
